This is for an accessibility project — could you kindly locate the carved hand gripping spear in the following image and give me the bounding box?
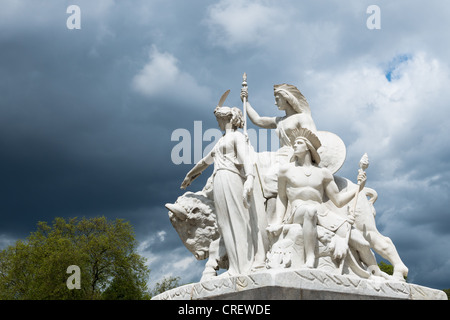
[352,153,369,217]
[340,153,369,274]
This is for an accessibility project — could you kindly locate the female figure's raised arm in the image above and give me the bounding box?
[241,89,277,129]
[246,102,277,129]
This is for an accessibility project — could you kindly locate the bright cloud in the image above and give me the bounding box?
[306,52,450,174]
[138,243,204,290]
[132,46,210,102]
[301,52,450,288]
[132,46,180,96]
[204,0,287,48]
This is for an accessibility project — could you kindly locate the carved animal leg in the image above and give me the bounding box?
[200,238,221,281]
[367,231,408,281]
[348,230,391,279]
[366,265,392,280]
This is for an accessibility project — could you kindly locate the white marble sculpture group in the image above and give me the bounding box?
[166,74,409,284]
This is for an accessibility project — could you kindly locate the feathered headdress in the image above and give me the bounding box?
[290,128,322,164]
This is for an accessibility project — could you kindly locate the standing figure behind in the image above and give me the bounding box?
[241,84,318,223]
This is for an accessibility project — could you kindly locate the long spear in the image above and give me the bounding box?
[339,153,369,274]
[351,153,369,217]
[239,73,269,259]
[242,73,248,140]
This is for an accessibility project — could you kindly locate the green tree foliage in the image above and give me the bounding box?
[443,289,450,300]
[378,261,394,276]
[378,261,408,282]
[0,216,150,300]
[150,276,181,298]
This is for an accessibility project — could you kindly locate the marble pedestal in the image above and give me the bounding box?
[152,269,447,300]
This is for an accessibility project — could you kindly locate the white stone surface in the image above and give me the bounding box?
[163,78,441,300]
[152,269,447,300]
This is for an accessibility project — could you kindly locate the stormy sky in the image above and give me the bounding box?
[1,0,450,291]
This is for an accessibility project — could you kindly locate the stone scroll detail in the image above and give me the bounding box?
[152,269,447,300]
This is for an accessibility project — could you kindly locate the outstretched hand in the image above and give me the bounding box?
[180,175,191,189]
[180,173,200,189]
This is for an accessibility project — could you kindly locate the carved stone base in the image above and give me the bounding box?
[152,269,447,300]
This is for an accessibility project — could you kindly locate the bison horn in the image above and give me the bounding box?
[165,203,188,221]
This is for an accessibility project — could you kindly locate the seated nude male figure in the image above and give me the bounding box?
[267,129,366,268]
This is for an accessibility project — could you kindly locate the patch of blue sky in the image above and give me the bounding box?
[385,54,412,82]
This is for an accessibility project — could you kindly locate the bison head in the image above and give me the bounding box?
[165,191,218,260]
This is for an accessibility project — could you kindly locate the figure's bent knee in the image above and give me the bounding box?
[284,223,302,236]
[292,205,318,224]
[304,207,318,221]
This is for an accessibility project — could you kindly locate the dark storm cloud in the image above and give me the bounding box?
[0,1,188,234]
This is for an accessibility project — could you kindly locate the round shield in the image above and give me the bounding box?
[316,131,347,174]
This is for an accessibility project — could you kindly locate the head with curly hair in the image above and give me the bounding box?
[214,106,244,131]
